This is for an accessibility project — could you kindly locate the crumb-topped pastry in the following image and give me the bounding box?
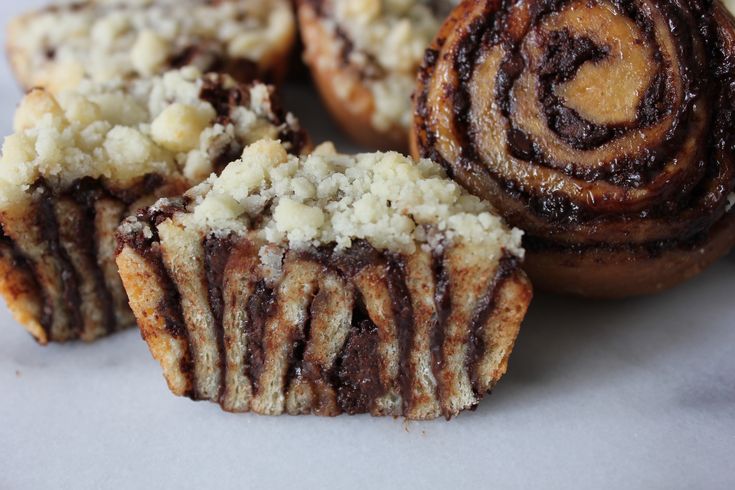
[298,0,456,151]
[0,67,307,344]
[116,140,531,419]
[413,0,735,297]
[7,0,296,93]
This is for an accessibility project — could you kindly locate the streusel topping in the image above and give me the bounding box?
[148,139,524,257]
[0,67,302,207]
[314,0,455,131]
[10,0,294,92]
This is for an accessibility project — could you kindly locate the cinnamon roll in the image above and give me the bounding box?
[413,0,735,297]
[116,140,532,419]
[298,0,456,151]
[0,68,307,344]
[7,0,296,94]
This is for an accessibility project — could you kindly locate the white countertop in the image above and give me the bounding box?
[1,2,734,489]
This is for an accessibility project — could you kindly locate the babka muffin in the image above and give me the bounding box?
[413,0,735,297]
[298,0,456,151]
[0,67,307,344]
[7,0,296,93]
[116,140,532,419]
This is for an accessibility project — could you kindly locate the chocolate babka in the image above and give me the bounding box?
[0,68,307,344]
[116,140,532,419]
[7,0,296,93]
[413,0,735,297]
[298,0,457,151]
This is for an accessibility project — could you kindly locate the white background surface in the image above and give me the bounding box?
[1,2,734,489]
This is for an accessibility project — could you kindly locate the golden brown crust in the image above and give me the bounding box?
[116,246,193,396]
[525,212,735,299]
[297,2,408,151]
[0,240,47,344]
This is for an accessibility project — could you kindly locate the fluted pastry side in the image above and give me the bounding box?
[0,70,307,344]
[116,141,532,419]
[413,0,735,297]
[7,0,296,93]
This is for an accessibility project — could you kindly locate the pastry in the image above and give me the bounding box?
[7,0,296,93]
[116,140,532,419]
[0,67,307,344]
[298,0,456,151]
[413,0,735,298]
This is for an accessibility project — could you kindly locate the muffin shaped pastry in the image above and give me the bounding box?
[298,0,456,151]
[116,140,532,419]
[0,67,307,344]
[7,0,296,93]
[413,0,735,298]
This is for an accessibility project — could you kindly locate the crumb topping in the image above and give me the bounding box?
[315,0,455,131]
[0,67,301,207]
[152,139,524,257]
[11,0,294,92]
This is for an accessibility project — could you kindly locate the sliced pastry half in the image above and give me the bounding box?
[0,68,307,344]
[116,140,532,419]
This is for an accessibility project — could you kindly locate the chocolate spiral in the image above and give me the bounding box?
[414,0,735,296]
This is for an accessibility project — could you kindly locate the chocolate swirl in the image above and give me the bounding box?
[414,0,735,296]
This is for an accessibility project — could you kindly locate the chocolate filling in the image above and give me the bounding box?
[466,254,517,395]
[198,76,307,157]
[243,279,274,395]
[67,178,117,334]
[199,76,250,123]
[36,183,83,337]
[430,249,451,409]
[385,254,416,414]
[334,312,384,415]
[332,239,383,276]
[203,233,234,401]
